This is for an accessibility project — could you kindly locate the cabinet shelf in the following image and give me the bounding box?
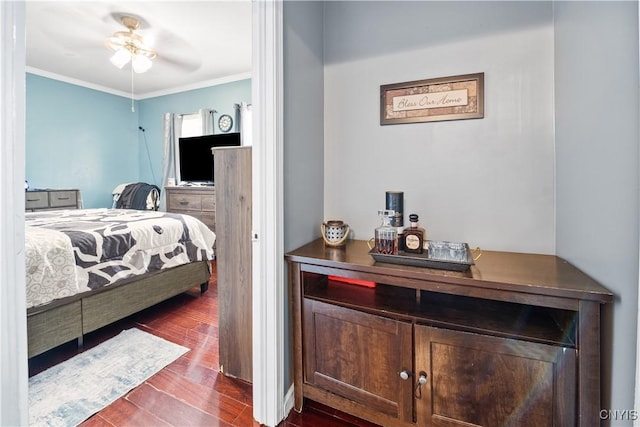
[304,273,576,348]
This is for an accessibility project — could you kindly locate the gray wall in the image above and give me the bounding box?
[554,1,639,420]
[283,0,325,388]
[282,0,639,416]
[323,1,556,254]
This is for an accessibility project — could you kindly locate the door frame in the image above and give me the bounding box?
[252,0,287,425]
[0,1,29,425]
[1,1,288,425]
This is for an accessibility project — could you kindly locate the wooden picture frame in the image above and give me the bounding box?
[380,72,484,125]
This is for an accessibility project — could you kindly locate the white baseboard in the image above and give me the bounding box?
[283,384,295,419]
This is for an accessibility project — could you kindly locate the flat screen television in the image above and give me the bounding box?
[178,133,241,185]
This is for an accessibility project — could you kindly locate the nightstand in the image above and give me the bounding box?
[26,189,81,212]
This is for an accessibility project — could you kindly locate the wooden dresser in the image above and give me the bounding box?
[25,189,81,211]
[165,186,216,232]
[213,146,252,383]
[286,239,613,427]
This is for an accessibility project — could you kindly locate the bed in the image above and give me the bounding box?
[25,208,216,358]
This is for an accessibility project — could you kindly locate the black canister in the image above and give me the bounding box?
[385,191,404,228]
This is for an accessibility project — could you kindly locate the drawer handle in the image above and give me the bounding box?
[56,197,70,200]
[179,201,189,205]
[26,198,40,202]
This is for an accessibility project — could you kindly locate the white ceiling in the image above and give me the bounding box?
[26,1,253,99]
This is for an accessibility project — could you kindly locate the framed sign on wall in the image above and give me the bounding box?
[380,72,484,125]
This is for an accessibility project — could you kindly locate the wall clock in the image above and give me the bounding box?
[218,114,233,133]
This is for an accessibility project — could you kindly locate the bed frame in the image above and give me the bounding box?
[27,260,211,358]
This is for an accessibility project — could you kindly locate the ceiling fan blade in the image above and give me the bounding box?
[155,50,201,73]
[136,26,202,72]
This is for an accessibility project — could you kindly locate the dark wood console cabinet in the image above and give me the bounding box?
[286,239,613,427]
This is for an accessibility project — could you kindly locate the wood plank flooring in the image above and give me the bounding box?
[28,262,379,427]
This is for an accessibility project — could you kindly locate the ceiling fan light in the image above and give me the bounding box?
[110,48,131,69]
[132,54,153,73]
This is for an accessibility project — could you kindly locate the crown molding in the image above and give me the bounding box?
[26,67,132,98]
[138,72,252,99]
[25,66,252,100]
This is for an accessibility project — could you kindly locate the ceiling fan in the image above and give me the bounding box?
[104,15,157,73]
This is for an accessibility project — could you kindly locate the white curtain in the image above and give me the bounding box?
[237,102,253,146]
[199,108,215,135]
[160,113,183,211]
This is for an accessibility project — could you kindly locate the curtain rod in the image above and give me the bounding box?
[178,109,217,117]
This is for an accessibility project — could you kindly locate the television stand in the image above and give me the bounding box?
[178,181,214,187]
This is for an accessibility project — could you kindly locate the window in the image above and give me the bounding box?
[181,113,202,138]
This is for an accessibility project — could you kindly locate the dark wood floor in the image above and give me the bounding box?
[28,262,379,427]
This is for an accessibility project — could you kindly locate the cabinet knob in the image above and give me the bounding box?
[418,373,427,385]
[399,370,411,381]
[415,371,428,398]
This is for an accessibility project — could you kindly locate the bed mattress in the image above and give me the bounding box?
[25,208,216,309]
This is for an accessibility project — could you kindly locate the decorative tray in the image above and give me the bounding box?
[368,240,475,272]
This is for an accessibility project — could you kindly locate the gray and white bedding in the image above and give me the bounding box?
[25,208,216,309]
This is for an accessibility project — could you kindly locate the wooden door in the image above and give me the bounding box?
[414,325,576,427]
[303,299,414,423]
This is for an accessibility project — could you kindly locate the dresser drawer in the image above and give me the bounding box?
[168,193,202,211]
[202,192,216,211]
[49,190,78,208]
[200,212,216,230]
[165,186,215,233]
[25,192,49,209]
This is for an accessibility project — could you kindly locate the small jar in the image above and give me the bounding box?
[322,220,350,247]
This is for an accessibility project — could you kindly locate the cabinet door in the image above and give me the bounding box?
[414,325,576,427]
[303,299,413,423]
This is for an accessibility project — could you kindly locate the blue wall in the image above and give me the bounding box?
[25,73,251,207]
[137,79,251,186]
[26,74,138,208]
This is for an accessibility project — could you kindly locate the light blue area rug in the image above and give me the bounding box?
[29,328,189,427]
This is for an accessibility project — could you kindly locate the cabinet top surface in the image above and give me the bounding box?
[286,239,613,303]
[26,189,78,192]
[165,185,215,193]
